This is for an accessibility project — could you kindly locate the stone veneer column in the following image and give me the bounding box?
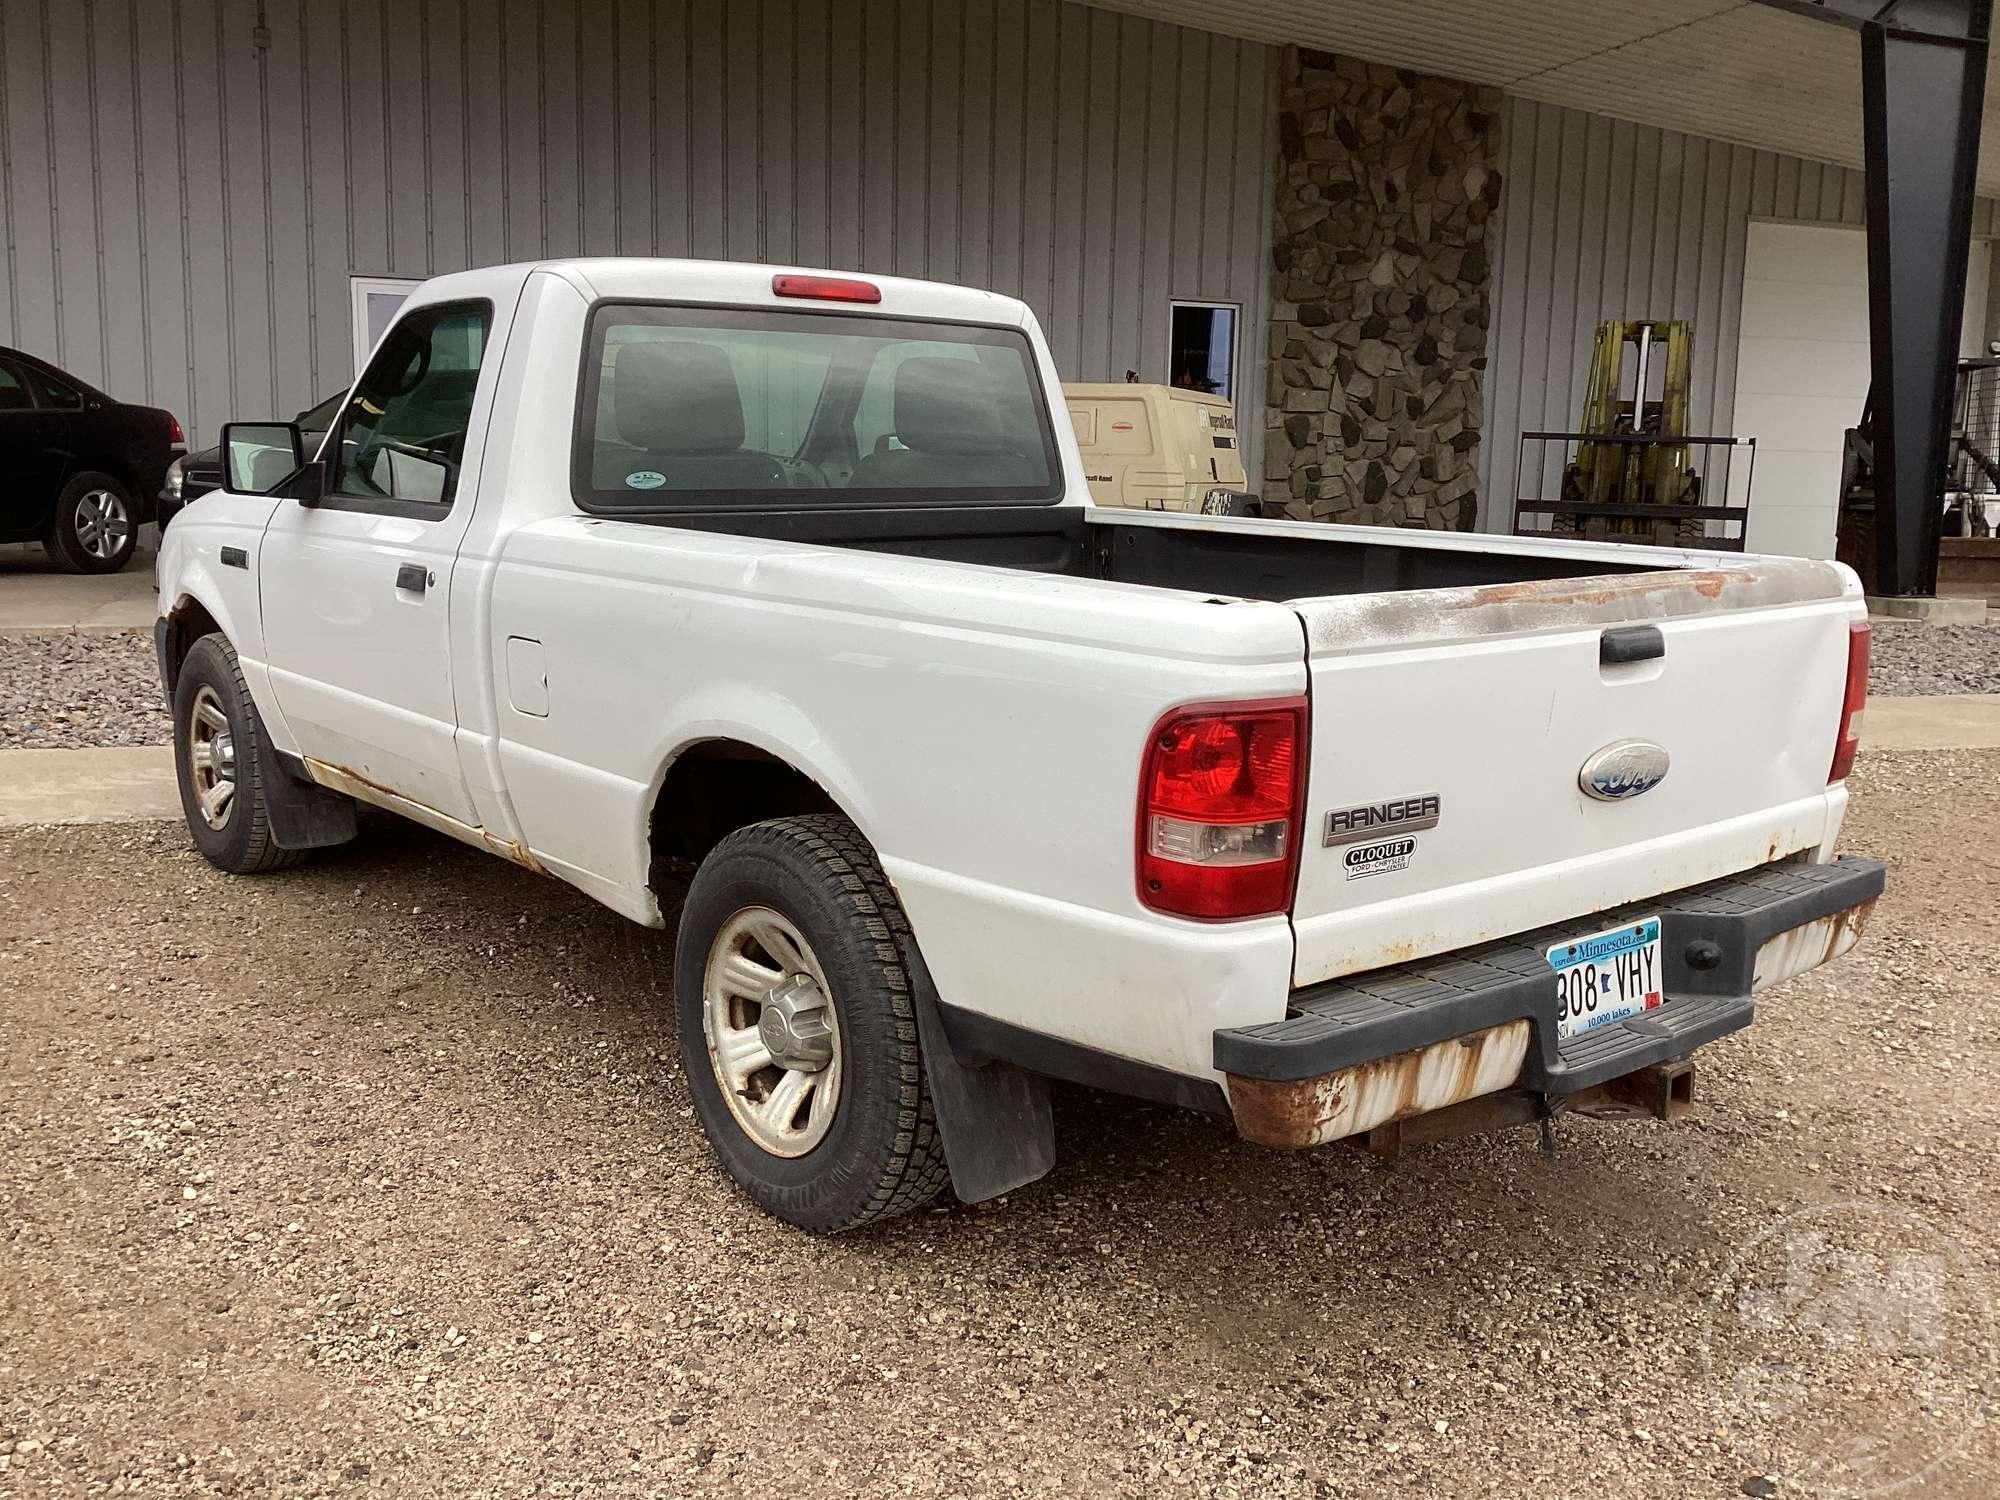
[1266,47,1503,529]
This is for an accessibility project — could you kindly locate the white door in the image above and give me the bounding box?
[259,299,496,824]
[1733,221,1989,559]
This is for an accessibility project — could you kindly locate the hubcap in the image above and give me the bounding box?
[186,685,237,830]
[74,488,130,560]
[702,907,841,1158]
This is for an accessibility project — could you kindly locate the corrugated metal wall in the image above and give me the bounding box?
[1481,95,2000,531]
[0,0,1274,466]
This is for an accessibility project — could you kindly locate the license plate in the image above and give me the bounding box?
[1547,916,1664,1039]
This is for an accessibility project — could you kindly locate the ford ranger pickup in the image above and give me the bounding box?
[155,259,1882,1232]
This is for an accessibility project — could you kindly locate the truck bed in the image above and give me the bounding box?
[656,501,1662,598]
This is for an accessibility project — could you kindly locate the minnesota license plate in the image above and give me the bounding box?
[1547,916,1664,1040]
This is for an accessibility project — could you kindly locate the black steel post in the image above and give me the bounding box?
[1860,0,1989,594]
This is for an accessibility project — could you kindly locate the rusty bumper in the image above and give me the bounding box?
[1217,855,1884,1149]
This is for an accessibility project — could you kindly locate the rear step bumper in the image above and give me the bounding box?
[1214,856,1884,1148]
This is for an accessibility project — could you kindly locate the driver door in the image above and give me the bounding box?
[258,299,493,824]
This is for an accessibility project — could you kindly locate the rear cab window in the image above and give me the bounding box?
[570,305,1062,510]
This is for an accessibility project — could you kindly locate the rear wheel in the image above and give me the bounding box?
[674,814,949,1233]
[172,634,304,874]
[44,471,138,573]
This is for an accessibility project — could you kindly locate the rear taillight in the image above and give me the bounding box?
[167,414,186,445]
[1828,620,1870,783]
[771,273,881,303]
[1138,700,1307,920]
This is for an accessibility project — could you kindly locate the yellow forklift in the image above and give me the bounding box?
[1559,320,1701,532]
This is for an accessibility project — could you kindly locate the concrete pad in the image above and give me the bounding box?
[0,746,180,826]
[0,544,157,635]
[1864,694,2000,752]
[1864,593,1990,625]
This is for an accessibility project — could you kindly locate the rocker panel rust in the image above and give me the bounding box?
[302,758,546,873]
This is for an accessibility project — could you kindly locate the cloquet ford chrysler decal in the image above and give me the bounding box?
[1324,793,1441,847]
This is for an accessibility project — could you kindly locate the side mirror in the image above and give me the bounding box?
[221,421,304,495]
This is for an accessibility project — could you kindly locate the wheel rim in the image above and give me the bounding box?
[702,906,842,1158]
[186,684,237,830]
[74,488,131,560]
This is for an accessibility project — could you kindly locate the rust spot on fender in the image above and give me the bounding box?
[1225,1020,1532,1149]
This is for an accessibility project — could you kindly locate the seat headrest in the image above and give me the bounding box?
[613,340,746,454]
[893,357,1004,455]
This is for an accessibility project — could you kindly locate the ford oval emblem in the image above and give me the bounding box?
[1579,740,1670,801]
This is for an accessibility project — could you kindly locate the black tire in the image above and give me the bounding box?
[172,634,305,875]
[43,471,139,573]
[674,814,949,1233]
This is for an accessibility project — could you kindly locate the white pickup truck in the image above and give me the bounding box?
[156,259,1882,1233]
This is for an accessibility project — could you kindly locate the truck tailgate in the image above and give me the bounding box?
[1286,559,1861,989]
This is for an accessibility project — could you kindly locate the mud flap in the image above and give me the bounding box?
[902,945,1056,1205]
[264,749,359,851]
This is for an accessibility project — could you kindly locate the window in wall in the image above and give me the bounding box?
[1169,302,1239,398]
[351,276,423,370]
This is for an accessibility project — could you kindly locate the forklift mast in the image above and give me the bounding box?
[1565,319,1699,509]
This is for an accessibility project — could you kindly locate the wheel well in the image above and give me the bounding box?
[648,740,842,883]
[161,597,222,697]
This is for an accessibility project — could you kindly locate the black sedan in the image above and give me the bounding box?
[161,390,344,526]
[0,345,184,572]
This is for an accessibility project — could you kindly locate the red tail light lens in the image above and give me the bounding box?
[771,273,881,303]
[1138,700,1307,920]
[168,414,186,445]
[1828,620,1870,783]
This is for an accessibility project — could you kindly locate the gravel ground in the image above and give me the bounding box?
[2,751,1997,1498]
[0,633,169,748]
[1868,621,2000,697]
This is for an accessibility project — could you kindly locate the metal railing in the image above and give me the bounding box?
[1511,431,1757,550]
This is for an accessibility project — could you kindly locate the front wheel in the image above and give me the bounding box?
[44,471,138,573]
[674,814,949,1233]
[172,634,304,874]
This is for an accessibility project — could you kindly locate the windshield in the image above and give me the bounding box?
[572,304,1062,510]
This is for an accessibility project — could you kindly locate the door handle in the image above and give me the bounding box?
[395,563,430,594]
[1600,625,1664,665]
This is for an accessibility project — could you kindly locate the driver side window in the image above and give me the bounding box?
[329,300,491,512]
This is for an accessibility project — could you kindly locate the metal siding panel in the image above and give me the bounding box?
[262,3,315,415]
[83,1,144,401]
[579,0,620,256]
[1543,107,1588,457]
[1,3,57,359]
[894,0,930,278]
[135,0,193,425]
[426,0,470,273]
[1017,2,1058,332]
[1170,21,1205,294]
[1139,19,1178,380]
[927,0,962,282]
[859,0,898,272]
[46,2,102,377]
[724,0,760,262]
[462,0,509,268]
[1481,97,1536,526]
[1199,34,1236,297]
[386,0,430,271]
[1711,143,1756,444]
[175,0,232,444]
[824,0,865,269]
[762,0,797,266]
[304,0,355,398]
[685,1,727,260]
[1046,1,1090,370]
[221,0,274,422]
[1080,7,1125,375]
[614,0,654,255]
[653,0,692,257]
[346,0,392,271]
[540,0,583,258]
[1238,47,1274,482]
[956,0,997,290]
[792,0,831,268]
